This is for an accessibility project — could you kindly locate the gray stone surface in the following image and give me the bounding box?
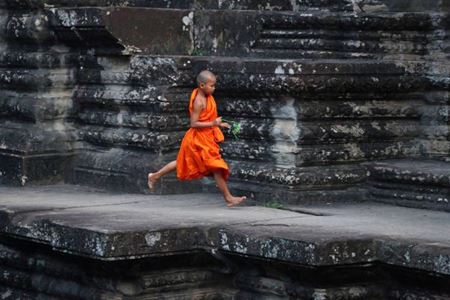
[367,159,450,211]
[0,184,449,277]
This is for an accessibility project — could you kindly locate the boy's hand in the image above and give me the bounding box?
[220,122,231,129]
[213,117,222,126]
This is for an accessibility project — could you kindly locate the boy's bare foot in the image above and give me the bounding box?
[147,173,158,192]
[226,196,246,208]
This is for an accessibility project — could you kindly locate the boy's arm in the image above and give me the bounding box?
[190,95,221,128]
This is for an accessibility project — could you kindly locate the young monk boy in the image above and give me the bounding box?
[147,70,246,207]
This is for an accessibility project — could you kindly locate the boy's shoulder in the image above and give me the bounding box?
[193,92,206,107]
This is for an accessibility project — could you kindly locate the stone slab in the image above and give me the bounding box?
[5,0,449,12]
[46,6,450,57]
[366,159,450,211]
[368,159,450,187]
[0,152,74,186]
[0,184,449,276]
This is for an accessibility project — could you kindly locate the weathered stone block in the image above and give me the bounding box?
[0,91,73,122]
[0,152,73,185]
[366,160,450,211]
[69,148,202,193]
[2,11,55,43]
[47,7,195,55]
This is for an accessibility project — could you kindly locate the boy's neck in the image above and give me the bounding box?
[197,88,207,97]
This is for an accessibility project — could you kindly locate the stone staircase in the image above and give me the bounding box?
[252,11,434,59]
[367,160,450,211]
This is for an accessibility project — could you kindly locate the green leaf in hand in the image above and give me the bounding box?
[222,118,241,140]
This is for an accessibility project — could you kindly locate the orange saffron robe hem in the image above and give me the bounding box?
[176,89,230,181]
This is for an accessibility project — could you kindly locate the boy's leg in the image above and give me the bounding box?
[213,171,246,207]
[148,160,177,191]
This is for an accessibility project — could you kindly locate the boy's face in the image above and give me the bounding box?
[200,76,216,95]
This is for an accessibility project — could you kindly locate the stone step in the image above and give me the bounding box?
[229,161,368,188]
[8,0,444,12]
[0,68,76,91]
[0,51,76,69]
[78,119,421,154]
[76,68,133,85]
[74,85,189,112]
[251,11,444,59]
[221,98,423,120]
[70,148,202,193]
[366,159,450,211]
[0,69,52,91]
[259,28,428,42]
[0,151,74,186]
[0,90,73,122]
[228,180,365,204]
[0,121,76,154]
[0,10,56,44]
[77,109,189,130]
[253,32,426,54]
[370,184,450,212]
[76,87,423,119]
[78,125,184,151]
[368,159,450,188]
[302,120,420,143]
[222,140,418,166]
[20,0,359,11]
[250,48,380,59]
[46,7,447,58]
[127,56,423,94]
[218,118,421,143]
[258,11,441,31]
[0,121,77,185]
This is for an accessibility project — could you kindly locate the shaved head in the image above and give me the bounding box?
[196,70,216,85]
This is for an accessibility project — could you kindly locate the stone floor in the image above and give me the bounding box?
[0,184,449,276]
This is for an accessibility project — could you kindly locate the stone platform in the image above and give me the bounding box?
[0,184,449,299]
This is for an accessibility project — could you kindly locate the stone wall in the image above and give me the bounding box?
[0,1,77,186]
[0,0,449,209]
[0,236,449,299]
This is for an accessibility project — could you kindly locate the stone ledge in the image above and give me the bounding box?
[45,6,449,57]
[367,159,450,188]
[4,0,448,12]
[70,148,202,193]
[0,184,448,277]
[5,0,350,11]
[366,159,450,211]
[0,152,74,186]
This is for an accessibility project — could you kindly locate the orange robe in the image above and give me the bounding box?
[176,89,229,181]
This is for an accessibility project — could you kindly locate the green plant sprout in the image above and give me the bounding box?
[190,48,204,56]
[222,118,241,140]
[263,200,283,209]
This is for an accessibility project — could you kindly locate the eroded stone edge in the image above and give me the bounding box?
[0,209,448,276]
